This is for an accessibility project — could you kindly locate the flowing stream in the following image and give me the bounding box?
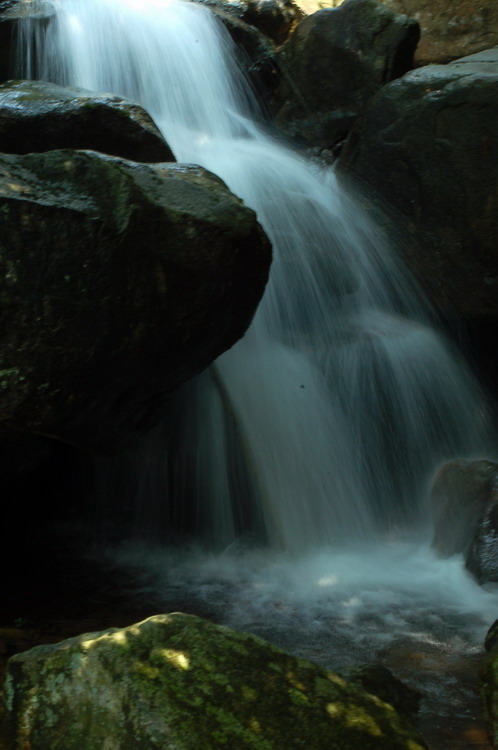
[19,0,498,744]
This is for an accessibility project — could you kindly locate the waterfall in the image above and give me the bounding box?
[20,0,488,552]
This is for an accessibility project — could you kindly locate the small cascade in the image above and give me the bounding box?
[20,0,488,551]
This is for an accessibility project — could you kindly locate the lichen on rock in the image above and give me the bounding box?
[6,612,429,749]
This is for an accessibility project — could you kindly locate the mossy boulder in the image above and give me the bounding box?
[5,612,429,750]
[0,149,271,452]
[0,80,175,162]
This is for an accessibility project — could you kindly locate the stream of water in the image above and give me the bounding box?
[19,0,498,743]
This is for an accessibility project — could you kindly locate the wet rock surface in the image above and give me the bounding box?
[273,0,419,149]
[0,80,175,162]
[431,458,498,584]
[0,149,271,453]
[195,0,302,45]
[338,48,498,323]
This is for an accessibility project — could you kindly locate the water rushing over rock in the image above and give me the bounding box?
[20,0,488,549]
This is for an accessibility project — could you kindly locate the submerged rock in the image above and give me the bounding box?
[0,149,271,452]
[273,0,419,148]
[339,48,498,322]
[0,80,175,162]
[6,612,429,749]
[430,458,498,584]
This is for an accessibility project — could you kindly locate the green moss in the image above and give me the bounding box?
[7,613,428,750]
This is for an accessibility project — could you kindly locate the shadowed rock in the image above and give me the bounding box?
[273,0,419,148]
[0,149,271,452]
[430,458,498,584]
[338,49,498,322]
[0,80,175,162]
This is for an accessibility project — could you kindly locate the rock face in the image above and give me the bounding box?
[338,48,498,322]
[430,458,498,584]
[379,0,498,66]
[0,80,175,162]
[0,149,271,451]
[273,0,419,149]
[6,612,428,750]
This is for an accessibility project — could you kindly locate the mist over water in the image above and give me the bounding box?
[19,0,498,732]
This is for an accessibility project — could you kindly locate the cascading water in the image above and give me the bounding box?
[20,0,488,550]
[18,1,498,743]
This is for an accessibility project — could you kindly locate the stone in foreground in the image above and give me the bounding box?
[6,613,428,750]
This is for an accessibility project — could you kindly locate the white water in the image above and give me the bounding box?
[19,1,498,732]
[20,0,490,551]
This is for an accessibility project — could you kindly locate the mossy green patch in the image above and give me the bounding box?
[7,613,428,750]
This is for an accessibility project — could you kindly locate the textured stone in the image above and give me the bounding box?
[6,612,429,750]
[338,49,498,321]
[430,458,498,584]
[0,149,271,451]
[273,0,419,148]
[0,80,175,162]
[379,0,498,66]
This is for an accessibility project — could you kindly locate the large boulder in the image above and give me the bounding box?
[273,0,419,149]
[0,149,271,452]
[338,49,498,323]
[430,458,498,584]
[5,612,428,749]
[379,0,498,66]
[0,80,175,162]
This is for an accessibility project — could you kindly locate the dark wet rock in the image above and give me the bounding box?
[347,664,422,723]
[0,0,54,82]
[431,459,498,558]
[197,3,280,102]
[379,0,498,66]
[196,0,302,45]
[466,501,498,586]
[0,80,174,162]
[485,620,498,653]
[430,458,498,584]
[273,0,419,149]
[338,49,498,322]
[0,149,271,453]
[6,612,429,749]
